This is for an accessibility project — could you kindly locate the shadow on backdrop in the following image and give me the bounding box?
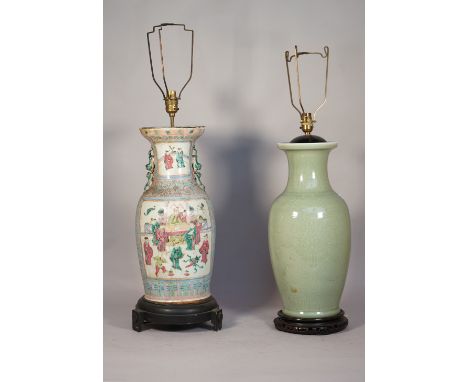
[207,134,278,313]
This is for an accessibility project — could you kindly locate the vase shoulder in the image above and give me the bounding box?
[272,188,348,213]
[270,190,350,240]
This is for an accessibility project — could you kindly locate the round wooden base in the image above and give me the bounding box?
[274,309,348,335]
[132,296,223,332]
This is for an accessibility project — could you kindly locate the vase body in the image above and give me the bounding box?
[268,142,350,318]
[135,127,215,303]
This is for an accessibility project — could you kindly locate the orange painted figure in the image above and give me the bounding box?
[195,220,202,245]
[164,150,174,170]
[156,227,167,252]
[199,235,209,264]
[143,237,153,265]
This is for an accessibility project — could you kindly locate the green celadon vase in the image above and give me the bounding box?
[269,142,350,320]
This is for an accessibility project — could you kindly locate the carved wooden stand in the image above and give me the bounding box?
[274,309,348,335]
[132,296,223,332]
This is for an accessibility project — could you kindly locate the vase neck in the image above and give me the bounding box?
[283,148,333,192]
[152,140,195,182]
[140,127,206,192]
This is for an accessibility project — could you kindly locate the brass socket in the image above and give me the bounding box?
[165,90,179,127]
[300,112,314,135]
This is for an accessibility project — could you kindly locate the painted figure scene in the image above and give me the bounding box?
[156,142,191,177]
[140,199,212,279]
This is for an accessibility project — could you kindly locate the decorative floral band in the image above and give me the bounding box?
[144,274,211,301]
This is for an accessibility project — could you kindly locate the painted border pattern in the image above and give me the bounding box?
[144,274,211,300]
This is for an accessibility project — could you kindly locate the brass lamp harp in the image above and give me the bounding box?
[147,23,194,127]
[285,45,329,135]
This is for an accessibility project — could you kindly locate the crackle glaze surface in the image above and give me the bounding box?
[268,142,350,318]
[136,127,215,303]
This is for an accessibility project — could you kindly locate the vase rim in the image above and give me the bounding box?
[140,126,205,130]
[277,142,338,151]
[140,126,205,141]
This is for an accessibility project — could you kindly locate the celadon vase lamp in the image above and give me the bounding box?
[132,23,222,332]
[268,46,350,335]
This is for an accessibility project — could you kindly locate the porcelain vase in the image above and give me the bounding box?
[135,126,215,303]
[268,142,350,321]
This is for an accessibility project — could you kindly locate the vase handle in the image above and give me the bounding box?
[144,148,155,191]
[192,144,205,191]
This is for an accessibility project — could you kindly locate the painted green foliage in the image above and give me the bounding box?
[144,206,156,216]
[184,254,203,273]
[150,220,160,246]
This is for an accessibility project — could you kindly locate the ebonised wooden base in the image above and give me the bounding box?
[274,309,348,335]
[290,134,327,143]
[132,296,223,332]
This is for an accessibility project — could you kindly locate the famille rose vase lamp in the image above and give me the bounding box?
[268,46,351,335]
[132,23,222,332]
